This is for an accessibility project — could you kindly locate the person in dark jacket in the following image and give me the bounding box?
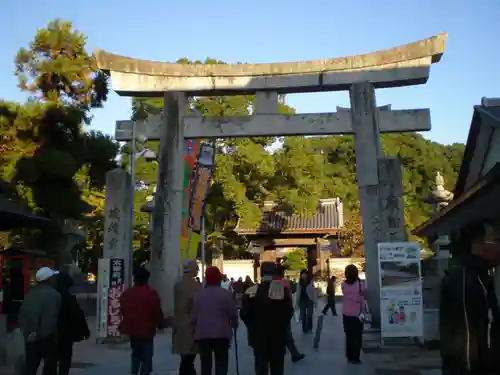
[274,265,305,363]
[243,276,254,292]
[296,269,316,333]
[18,267,61,375]
[120,267,164,375]
[322,276,337,316]
[440,221,500,375]
[240,262,294,375]
[54,272,90,375]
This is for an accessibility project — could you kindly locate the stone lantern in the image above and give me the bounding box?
[421,172,454,341]
[423,172,454,260]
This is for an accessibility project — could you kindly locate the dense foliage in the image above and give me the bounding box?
[283,249,307,272]
[0,20,465,268]
[0,20,118,266]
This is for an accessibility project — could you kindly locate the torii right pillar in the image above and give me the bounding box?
[350,83,407,327]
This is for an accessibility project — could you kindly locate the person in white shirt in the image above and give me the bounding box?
[221,274,233,293]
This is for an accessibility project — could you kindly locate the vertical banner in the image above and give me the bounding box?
[378,242,423,339]
[179,140,201,265]
[188,142,216,232]
[182,140,201,237]
[96,258,110,338]
[107,258,125,337]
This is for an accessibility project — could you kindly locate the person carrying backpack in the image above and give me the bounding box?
[54,272,90,375]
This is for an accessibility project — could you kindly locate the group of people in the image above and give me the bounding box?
[119,259,369,375]
[14,259,366,375]
[17,267,90,375]
[14,216,500,375]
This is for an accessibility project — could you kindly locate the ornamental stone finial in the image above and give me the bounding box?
[423,172,454,212]
[435,171,444,188]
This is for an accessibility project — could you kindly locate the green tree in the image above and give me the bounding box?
[5,19,119,219]
[0,20,119,264]
[283,249,307,272]
[276,133,463,236]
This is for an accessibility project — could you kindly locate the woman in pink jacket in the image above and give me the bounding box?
[341,264,365,364]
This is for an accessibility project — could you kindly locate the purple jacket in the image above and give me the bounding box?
[191,285,238,340]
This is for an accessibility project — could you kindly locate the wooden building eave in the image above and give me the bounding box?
[236,228,339,236]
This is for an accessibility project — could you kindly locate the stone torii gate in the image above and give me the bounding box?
[95,33,447,321]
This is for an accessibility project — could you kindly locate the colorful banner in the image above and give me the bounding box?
[178,140,201,266]
[188,142,216,232]
[378,242,423,339]
[107,258,125,337]
[180,231,201,264]
[182,140,201,238]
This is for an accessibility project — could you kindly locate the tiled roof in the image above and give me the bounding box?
[235,199,343,235]
[0,195,51,230]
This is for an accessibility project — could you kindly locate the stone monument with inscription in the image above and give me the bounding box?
[102,168,133,287]
[95,33,447,321]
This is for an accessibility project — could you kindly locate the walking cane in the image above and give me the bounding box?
[233,327,240,375]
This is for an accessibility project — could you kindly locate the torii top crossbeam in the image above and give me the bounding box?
[94,33,447,97]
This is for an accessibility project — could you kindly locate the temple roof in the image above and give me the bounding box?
[0,195,51,230]
[235,198,343,235]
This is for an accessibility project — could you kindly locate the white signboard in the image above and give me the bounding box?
[378,242,423,339]
[96,258,110,339]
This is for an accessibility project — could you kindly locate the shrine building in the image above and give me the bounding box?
[234,198,344,279]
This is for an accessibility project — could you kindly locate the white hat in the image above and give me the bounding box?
[35,267,59,283]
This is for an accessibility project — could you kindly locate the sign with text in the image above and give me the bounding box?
[107,258,125,337]
[378,242,423,339]
[96,258,110,338]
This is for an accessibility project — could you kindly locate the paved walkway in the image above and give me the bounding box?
[75,303,375,375]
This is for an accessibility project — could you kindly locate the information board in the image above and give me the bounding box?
[378,242,423,338]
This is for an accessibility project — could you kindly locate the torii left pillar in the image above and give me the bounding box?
[150,92,186,317]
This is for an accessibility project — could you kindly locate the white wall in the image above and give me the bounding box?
[196,260,255,281]
[196,258,365,295]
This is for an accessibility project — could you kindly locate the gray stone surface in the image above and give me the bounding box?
[420,371,441,375]
[103,168,133,286]
[77,303,375,375]
[94,33,447,96]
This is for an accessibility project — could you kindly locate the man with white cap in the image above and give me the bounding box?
[18,266,61,375]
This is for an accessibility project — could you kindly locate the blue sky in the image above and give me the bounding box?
[1,0,499,145]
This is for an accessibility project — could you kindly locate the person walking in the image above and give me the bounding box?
[120,267,164,375]
[274,265,305,363]
[221,275,233,293]
[232,277,245,308]
[191,266,238,375]
[173,259,202,375]
[322,276,337,316]
[440,221,500,375]
[243,276,254,292]
[341,264,365,364]
[295,269,316,333]
[54,272,90,375]
[18,267,61,375]
[240,262,294,375]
